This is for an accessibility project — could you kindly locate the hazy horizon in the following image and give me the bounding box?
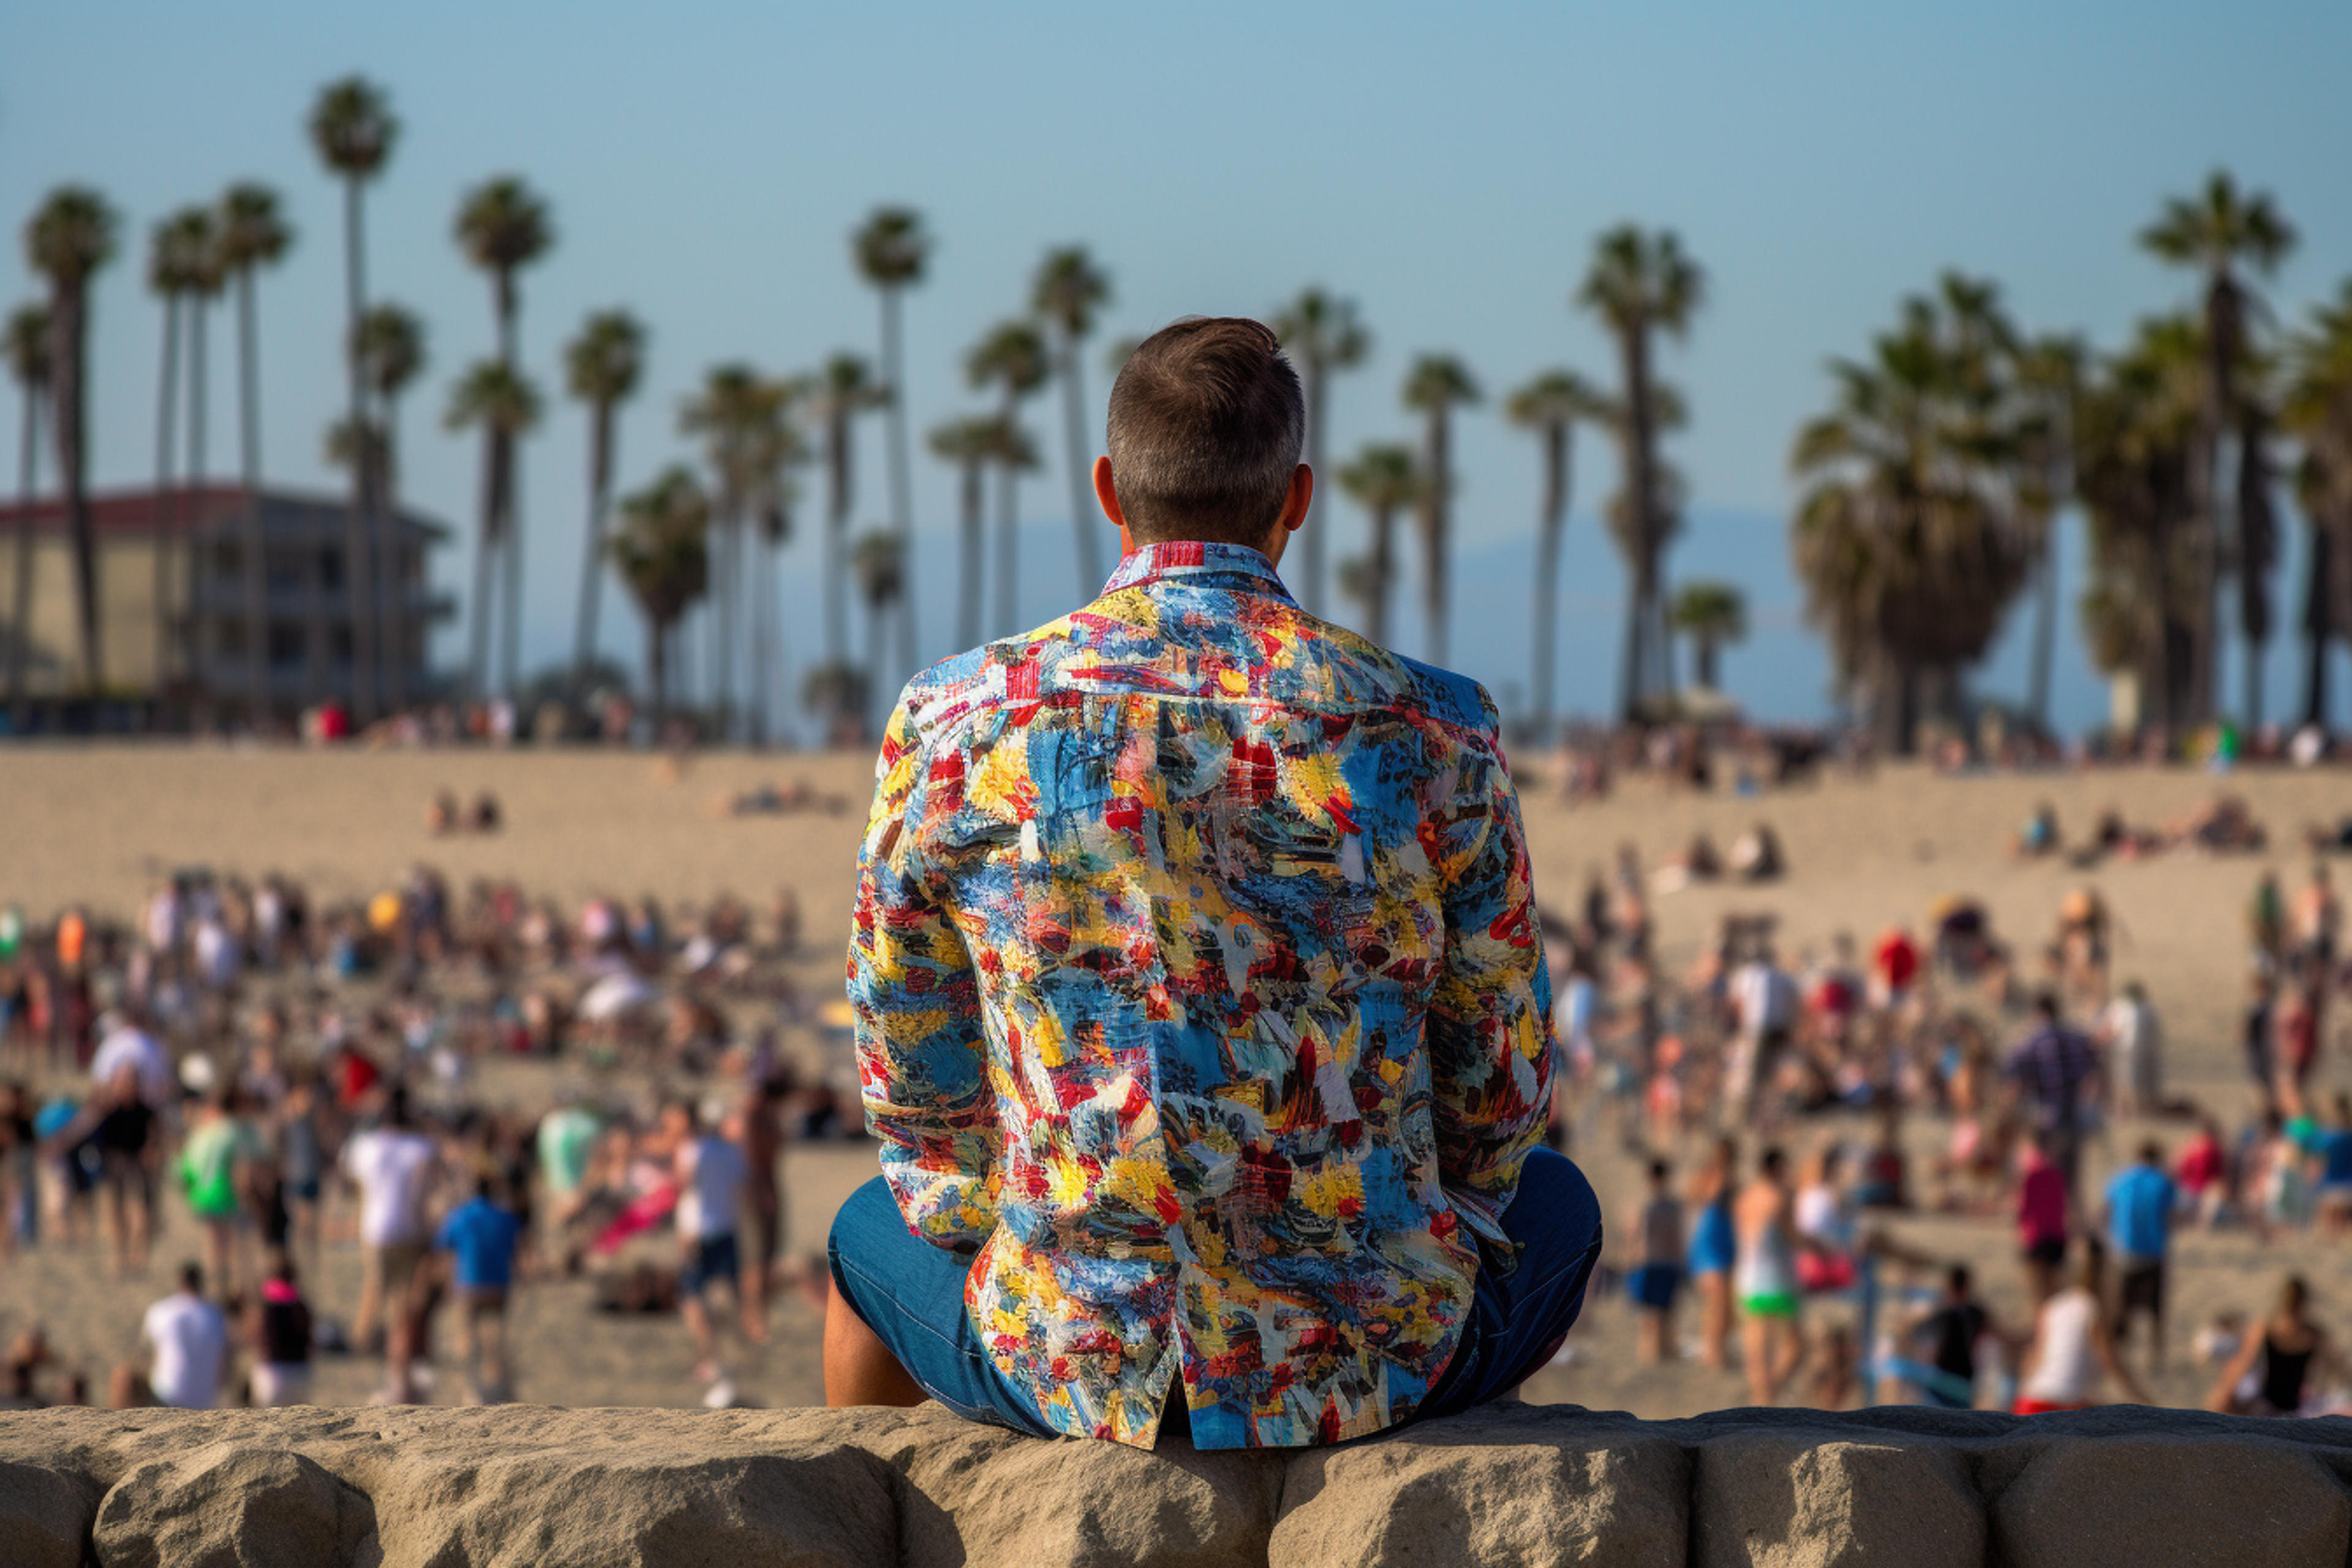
[6,1,2350,733]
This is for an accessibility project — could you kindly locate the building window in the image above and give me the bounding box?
[267,624,305,668]
[213,543,243,581]
[330,627,353,662]
[265,550,304,591]
[218,620,247,658]
[319,548,344,591]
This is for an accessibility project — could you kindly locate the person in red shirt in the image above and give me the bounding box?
[2175,1117,2226,1227]
[1872,927,1920,1008]
[2016,1128,2070,1304]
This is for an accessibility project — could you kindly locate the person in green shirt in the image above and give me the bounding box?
[179,1090,268,1306]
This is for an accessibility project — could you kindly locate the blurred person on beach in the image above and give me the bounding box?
[2102,1140,2176,1374]
[1687,1137,1740,1369]
[176,1087,269,1306]
[140,1262,227,1410]
[2097,981,2164,1119]
[668,1098,760,1387]
[2005,992,2100,1205]
[1627,1159,1684,1363]
[2015,1242,2147,1413]
[827,318,1586,1449]
[246,1252,314,1408]
[2016,1128,2070,1302]
[1902,1264,2001,1409]
[341,1087,439,1401]
[434,1176,522,1403]
[1735,1146,1806,1405]
[2207,1275,2343,1416]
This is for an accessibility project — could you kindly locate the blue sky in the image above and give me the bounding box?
[5,1,2349,731]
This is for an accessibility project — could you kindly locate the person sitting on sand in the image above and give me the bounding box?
[827,318,1592,1449]
[2207,1275,2343,1416]
[2015,1240,2147,1414]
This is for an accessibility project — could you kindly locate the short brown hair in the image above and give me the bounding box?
[1106,317,1304,546]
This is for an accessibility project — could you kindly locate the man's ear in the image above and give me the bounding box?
[1095,454,1133,556]
[1278,464,1314,535]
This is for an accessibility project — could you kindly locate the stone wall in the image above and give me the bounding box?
[4,1400,2350,1567]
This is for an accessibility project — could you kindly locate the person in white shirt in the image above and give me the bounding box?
[2098,982,2164,1118]
[1727,948,1799,1122]
[665,1099,758,1386]
[2016,1241,2149,1413]
[341,1088,439,1401]
[90,1014,174,1109]
[142,1262,228,1409]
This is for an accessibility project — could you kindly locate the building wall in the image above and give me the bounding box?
[0,533,172,696]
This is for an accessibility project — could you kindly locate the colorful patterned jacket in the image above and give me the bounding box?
[848,540,1554,1449]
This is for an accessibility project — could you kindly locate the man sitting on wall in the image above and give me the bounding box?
[826,316,1601,1449]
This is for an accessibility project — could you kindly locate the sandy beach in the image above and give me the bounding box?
[3,742,2348,1421]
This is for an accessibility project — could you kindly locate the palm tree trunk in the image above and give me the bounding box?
[341,176,376,724]
[880,287,916,682]
[824,413,851,666]
[953,458,982,649]
[573,400,615,695]
[1367,503,1395,648]
[1422,407,1450,666]
[709,511,736,738]
[648,614,669,733]
[468,428,500,703]
[52,288,102,695]
[1058,335,1100,597]
[152,292,181,702]
[7,382,40,716]
[748,527,772,749]
[2301,518,2333,730]
[375,405,407,712]
[2027,514,2059,733]
[500,450,524,702]
[1530,421,1567,742]
[234,266,271,726]
[1300,358,1326,616]
[994,456,1019,640]
[1619,324,1658,723]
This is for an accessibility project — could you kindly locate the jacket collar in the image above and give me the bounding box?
[1101,541,1294,601]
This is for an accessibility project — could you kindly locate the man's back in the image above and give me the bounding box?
[850,541,1553,1448]
[144,1291,225,1409]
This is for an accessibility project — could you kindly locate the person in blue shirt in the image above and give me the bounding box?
[2102,1142,2177,1376]
[2316,1095,2352,1238]
[434,1178,522,1403]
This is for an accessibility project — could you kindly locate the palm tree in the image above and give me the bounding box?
[611,465,709,733]
[967,320,1050,628]
[679,364,790,739]
[850,527,907,731]
[1335,442,1425,647]
[852,206,930,680]
[216,183,291,722]
[308,77,397,718]
[445,360,543,704]
[352,304,424,709]
[145,213,202,695]
[179,213,227,700]
[456,176,554,704]
[1670,581,1747,690]
[2011,335,2086,734]
[805,353,885,673]
[1579,225,1705,722]
[5,303,51,715]
[2141,172,2296,726]
[1506,369,1601,739]
[1791,294,2031,753]
[24,187,119,694]
[1272,288,1370,616]
[2282,282,2352,730]
[929,415,995,648]
[1031,246,1113,597]
[1401,355,1479,666]
[744,385,808,749]
[982,416,1040,637]
[564,309,645,698]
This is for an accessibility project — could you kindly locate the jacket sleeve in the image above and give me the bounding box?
[847,695,999,1250]
[1424,715,1555,1248]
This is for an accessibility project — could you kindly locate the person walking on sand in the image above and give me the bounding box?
[826,318,1593,1449]
[1627,1159,1684,1364]
[341,1088,439,1401]
[668,1099,760,1388]
[140,1262,227,1411]
[2005,992,2100,1206]
[1735,1147,1807,1406]
[2015,1241,2147,1414]
[2103,1139,2177,1375]
[433,1176,522,1403]
[2016,1128,2070,1303]
[1686,1136,1739,1370]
